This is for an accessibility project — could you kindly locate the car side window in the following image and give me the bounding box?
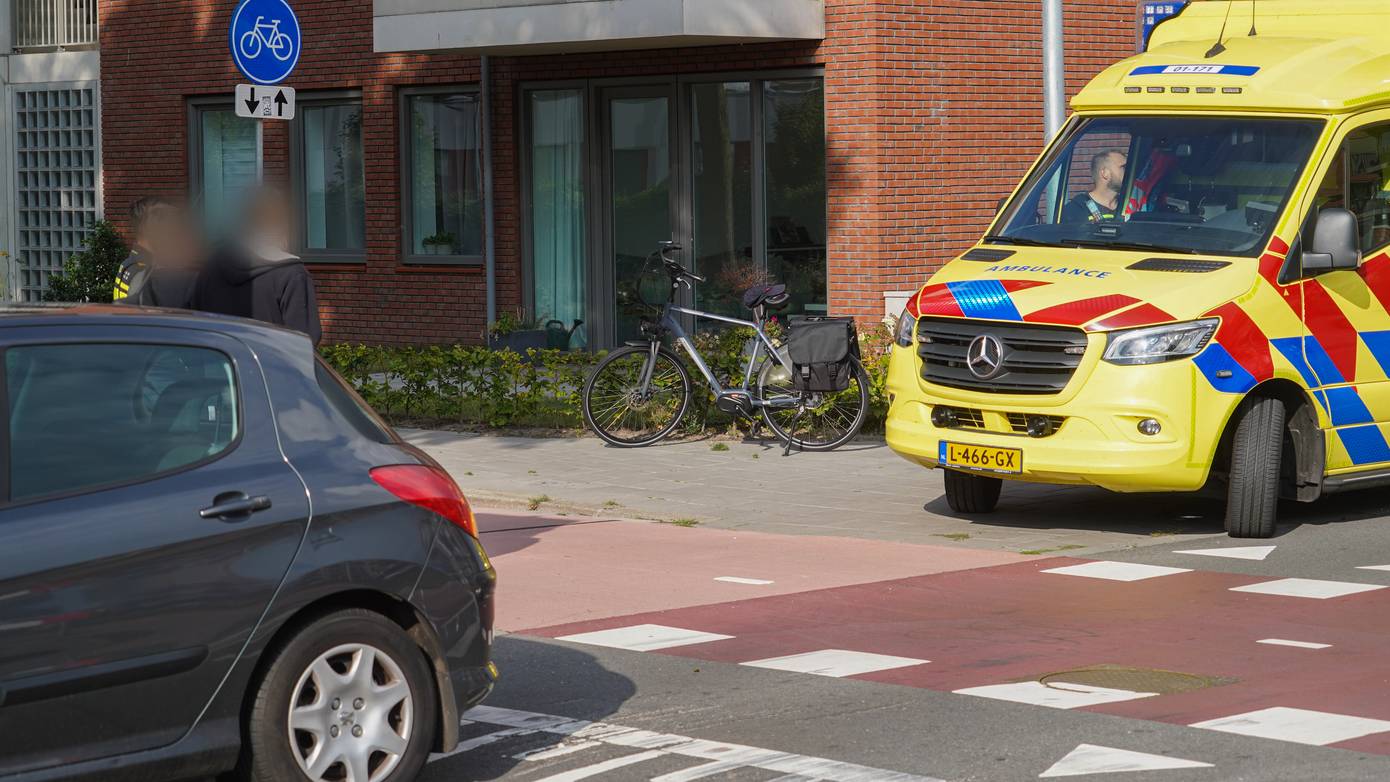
[5,343,240,503]
[1306,123,1390,255]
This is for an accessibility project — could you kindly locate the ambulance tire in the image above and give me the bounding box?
[1225,396,1284,539]
[943,469,1002,514]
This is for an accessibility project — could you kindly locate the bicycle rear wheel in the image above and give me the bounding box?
[758,357,870,451]
[583,345,691,447]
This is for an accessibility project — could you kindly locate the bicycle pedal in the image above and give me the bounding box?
[715,391,754,416]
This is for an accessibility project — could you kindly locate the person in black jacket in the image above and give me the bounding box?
[191,187,323,344]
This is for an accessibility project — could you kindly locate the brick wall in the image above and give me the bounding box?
[99,0,1137,343]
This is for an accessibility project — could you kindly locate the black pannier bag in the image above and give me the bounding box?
[786,316,859,393]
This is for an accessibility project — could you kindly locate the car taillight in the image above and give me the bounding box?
[370,464,478,538]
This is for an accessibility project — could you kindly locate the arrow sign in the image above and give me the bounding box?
[235,83,296,121]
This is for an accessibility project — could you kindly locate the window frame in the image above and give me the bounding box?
[398,85,485,267]
[290,89,367,264]
[187,95,263,214]
[0,339,246,509]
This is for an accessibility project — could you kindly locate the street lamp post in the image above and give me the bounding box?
[1042,0,1066,141]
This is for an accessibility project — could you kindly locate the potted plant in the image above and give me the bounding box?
[421,231,456,256]
[487,308,549,354]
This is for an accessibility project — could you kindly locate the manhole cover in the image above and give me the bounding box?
[1039,665,1231,695]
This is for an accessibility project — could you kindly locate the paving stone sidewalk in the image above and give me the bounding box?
[403,429,1227,555]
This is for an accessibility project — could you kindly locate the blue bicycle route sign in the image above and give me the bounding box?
[230,0,302,85]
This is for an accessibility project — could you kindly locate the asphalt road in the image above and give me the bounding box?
[418,490,1390,782]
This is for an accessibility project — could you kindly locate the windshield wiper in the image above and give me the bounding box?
[981,234,1057,247]
[1064,238,1202,256]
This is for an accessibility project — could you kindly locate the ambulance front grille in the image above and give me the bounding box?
[917,318,1088,394]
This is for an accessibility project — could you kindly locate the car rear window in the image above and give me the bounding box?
[314,358,396,444]
[5,343,239,502]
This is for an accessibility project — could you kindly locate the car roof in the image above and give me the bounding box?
[0,303,315,346]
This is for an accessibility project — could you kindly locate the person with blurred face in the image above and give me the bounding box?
[113,197,176,303]
[190,187,323,344]
[1062,149,1128,224]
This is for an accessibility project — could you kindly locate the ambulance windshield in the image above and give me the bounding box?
[991,116,1324,257]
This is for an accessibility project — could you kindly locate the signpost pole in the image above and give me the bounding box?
[1042,0,1066,142]
[481,54,496,328]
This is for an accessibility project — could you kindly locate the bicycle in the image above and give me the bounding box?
[240,16,295,62]
[582,242,869,451]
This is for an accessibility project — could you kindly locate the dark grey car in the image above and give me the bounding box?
[0,305,496,782]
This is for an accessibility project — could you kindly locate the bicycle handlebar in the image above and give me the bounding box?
[656,243,705,284]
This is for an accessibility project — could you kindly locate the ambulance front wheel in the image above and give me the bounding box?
[943,469,1002,514]
[1224,396,1284,539]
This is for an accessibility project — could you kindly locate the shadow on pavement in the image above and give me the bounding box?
[927,478,1390,540]
[420,636,637,781]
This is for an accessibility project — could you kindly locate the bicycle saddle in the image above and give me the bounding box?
[743,283,789,311]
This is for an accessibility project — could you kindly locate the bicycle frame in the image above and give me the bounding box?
[641,302,799,409]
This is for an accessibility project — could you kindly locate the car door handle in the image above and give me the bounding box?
[199,493,273,519]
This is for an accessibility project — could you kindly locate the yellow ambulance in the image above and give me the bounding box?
[886,0,1390,537]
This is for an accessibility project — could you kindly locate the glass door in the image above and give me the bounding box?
[602,86,676,344]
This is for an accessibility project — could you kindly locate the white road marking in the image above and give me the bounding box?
[556,624,734,652]
[1039,743,1213,777]
[530,749,667,781]
[1191,706,1390,746]
[462,705,943,781]
[1355,564,1390,572]
[650,759,755,781]
[1229,578,1386,600]
[714,576,775,585]
[513,739,603,761]
[953,681,1158,710]
[1257,638,1332,650]
[429,728,537,761]
[1041,561,1191,582]
[1173,545,1276,561]
[743,649,929,678]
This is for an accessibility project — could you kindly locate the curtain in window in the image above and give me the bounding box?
[303,104,365,250]
[529,90,587,347]
[409,93,482,256]
[200,110,258,237]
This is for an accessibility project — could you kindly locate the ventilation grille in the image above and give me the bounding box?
[1127,258,1231,273]
[961,248,1017,262]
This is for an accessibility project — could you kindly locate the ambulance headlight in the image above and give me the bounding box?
[1102,319,1217,365]
[895,308,918,348]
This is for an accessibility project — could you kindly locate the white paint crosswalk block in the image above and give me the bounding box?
[1257,638,1331,650]
[1229,578,1386,600]
[1039,744,1213,777]
[530,749,666,781]
[462,705,944,781]
[1191,707,1390,746]
[1173,545,1276,561]
[555,624,733,651]
[1356,564,1390,572]
[953,681,1157,710]
[1041,561,1191,582]
[714,576,774,585]
[512,739,603,761]
[743,649,929,677]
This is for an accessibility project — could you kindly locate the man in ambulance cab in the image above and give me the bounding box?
[1062,149,1127,224]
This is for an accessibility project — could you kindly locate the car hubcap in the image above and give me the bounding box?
[288,643,413,782]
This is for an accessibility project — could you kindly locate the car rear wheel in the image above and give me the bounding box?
[241,609,437,782]
[1225,396,1284,539]
[943,469,1002,514]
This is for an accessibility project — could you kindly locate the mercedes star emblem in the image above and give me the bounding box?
[966,334,1005,379]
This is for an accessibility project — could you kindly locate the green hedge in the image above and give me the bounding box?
[320,323,893,434]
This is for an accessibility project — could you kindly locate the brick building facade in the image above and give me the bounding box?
[98,0,1138,346]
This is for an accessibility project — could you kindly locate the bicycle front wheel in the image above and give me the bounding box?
[758,357,870,451]
[583,345,691,447]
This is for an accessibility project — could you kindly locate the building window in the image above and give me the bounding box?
[762,78,826,316]
[527,88,587,345]
[190,100,260,240]
[14,85,99,302]
[401,89,484,264]
[294,94,365,260]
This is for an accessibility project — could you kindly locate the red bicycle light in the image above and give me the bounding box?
[370,464,478,538]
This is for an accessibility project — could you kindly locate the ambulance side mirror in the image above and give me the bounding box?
[1302,208,1361,274]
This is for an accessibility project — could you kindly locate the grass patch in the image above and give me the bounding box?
[463,471,474,476]
[527,469,538,475]
[527,494,551,511]
[1019,544,1087,555]
[751,453,760,459]
[1149,529,1180,537]
[664,518,700,527]
[603,500,621,508]
[710,443,730,452]
[933,533,971,542]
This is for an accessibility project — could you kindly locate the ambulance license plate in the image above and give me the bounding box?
[939,441,1022,475]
